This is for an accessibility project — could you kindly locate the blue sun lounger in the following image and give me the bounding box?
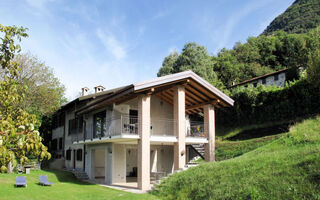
[15,176,27,187]
[39,175,53,186]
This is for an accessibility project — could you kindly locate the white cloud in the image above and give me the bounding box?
[96,29,127,60]
[214,0,273,52]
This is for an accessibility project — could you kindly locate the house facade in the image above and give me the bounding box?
[49,71,234,190]
[229,68,288,89]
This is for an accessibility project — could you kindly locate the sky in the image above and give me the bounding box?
[0,0,294,100]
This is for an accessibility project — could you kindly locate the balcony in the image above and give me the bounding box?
[187,123,206,137]
[71,115,139,143]
[71,115,206,143]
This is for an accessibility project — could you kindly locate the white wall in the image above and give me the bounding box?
[150,96,174,136]
[126,148,137,176]
[85,143,112,184]
[112,144,126,183]
[94,149,105,178]
[257,72,286,87]
[154,145,174,174]
[114,96,174,136]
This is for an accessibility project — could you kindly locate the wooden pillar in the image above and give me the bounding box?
[137,94,151,190]
[173,85,186,170]
[203,104,215,162]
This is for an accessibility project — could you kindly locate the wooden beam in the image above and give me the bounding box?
[115,94,139,105]
[161,91,174,102]
[185,90,204,103]
[189,80,228,107]
[186,99,219,111]
[146,88,154,95]
[155,93,173,105]
[185,93,200,105]
[185,86,208,102]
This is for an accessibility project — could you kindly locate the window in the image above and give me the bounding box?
[68,117,84,135]
[93,111,106,138]
[66,149,71,160]
[51,139,57,151]
[274,74,279,81]
[77,116,83,132]
[129,110,138,124]
[59,138,63,150]
[76,149,83,161]
[262,78,266,84]
[68,119,77,135]
[52,113,65,129]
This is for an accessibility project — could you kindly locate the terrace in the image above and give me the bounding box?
[71,115,207,144]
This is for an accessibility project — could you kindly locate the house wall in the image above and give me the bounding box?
[52,127,64,140]
[154,145,174,174]
[256,72,286,87]
[112,144,126,183]
[124,144,174,177]
[94,149,105,178]
[150,96,174,136]
[64,110,74,169]
[85,143,112,184]
[64,109,84,170]
[50,126,65,169]
[113,96,174,136]
[126,148,137,176]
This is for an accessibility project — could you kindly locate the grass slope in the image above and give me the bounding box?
[215,134,282,161]
[154,116,320,200]
[0,170,157,200]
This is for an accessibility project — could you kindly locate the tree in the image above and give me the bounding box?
[158,43,225,90]
[157,51,178,77]
[3,53,66,117]
[0,24,50,173]
[307,49,320,86]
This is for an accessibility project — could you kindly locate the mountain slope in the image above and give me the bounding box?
[153,116,320,200]
[263,0,320,35]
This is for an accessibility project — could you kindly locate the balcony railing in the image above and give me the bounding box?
[187,123,206,138]
[71,115,206,143]
[71,116,139,143]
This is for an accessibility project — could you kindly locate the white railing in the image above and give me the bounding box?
[71,115,206,143]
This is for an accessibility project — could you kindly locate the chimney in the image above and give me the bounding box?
[81,87,90,96]
[94,85,105,93]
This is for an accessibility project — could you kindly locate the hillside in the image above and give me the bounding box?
[153,116,320,200]
[263,0,320,35]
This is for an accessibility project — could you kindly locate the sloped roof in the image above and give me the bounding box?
[229,68,288,88]
[75,70,234,115]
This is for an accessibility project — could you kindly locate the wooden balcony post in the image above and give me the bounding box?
[137,94,151,190]
[173,85,186,170]
[203,104,215,162]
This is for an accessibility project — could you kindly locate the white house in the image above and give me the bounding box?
[49,71,234,191]
[229,68,288,89]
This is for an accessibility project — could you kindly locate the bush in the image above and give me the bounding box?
[216,79,320,129]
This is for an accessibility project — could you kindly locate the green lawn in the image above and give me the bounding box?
[153,116,320,200]
[0,170,157,200]
[215,134,282,161]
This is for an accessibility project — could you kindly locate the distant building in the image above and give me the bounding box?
[229,68,288,89]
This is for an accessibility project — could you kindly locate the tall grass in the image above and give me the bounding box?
[154,116,320,200]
